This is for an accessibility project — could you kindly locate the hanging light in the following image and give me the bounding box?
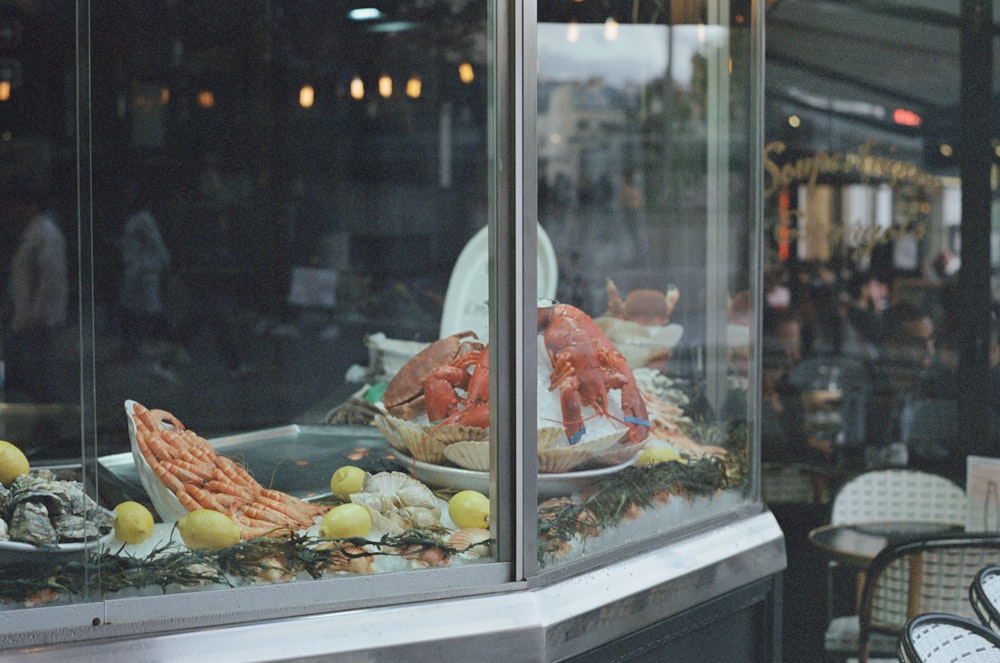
[197,90,214,108]
[458,62,474,84]
[299,85,315,108]
[160,87,170,104]
[0,81,10,102]
[604,18,619,41]
[350,76,364,100]
[406,76,422,99]
[378,75,392,98]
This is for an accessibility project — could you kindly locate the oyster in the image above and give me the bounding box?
[3,469,115,546]
[9,501,58,546]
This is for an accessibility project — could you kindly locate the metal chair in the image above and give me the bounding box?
[823,469,967,657]
[824,533,1000,663]
[898,612,1000,663]
[971,565,1000,634]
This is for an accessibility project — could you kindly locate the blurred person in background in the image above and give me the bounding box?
[117,180,176,381]
[2,185,68,402]
[865,302,956,463]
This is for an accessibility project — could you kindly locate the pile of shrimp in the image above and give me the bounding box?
[132,402,328,539]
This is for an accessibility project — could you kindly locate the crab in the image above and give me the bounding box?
[381,331,483,420]
[605,279,679,327]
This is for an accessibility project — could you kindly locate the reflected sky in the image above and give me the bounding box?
[538,23,726,88]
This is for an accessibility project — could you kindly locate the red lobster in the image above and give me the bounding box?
[538,303,650,445]
[424,344,490,429]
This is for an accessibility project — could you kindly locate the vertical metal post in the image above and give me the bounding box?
[958,0,993,458]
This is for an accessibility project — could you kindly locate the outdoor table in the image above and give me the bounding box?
[809,521,965,612]
[808,521,965,570]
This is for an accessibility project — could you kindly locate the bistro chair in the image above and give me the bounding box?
[898,612,1000,663]
[824,469,967,632]
[823,533,1000,663]
[971,565,1000,634]
[829,469,966,525]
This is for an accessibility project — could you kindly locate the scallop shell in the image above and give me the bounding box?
[443,440,490,471]
[537,445,594,473]
[374,414,448,463]
[350,471,442,535]
[421,423,489,446]
[448,527,492,558]
[536,427,566,451]
[590,437,648,467]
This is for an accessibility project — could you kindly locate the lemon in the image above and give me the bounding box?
[636,446,684,466]
[329,465,367,498]
[114,501,155,544]
[448,490,490,529]
[176,509,241,550]
[0,440,30,487]
[319,503,372,539]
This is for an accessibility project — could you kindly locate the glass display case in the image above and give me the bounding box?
[0,1,781,659]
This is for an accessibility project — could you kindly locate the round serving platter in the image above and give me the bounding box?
[395,451,637,499]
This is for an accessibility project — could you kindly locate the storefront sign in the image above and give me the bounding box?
[763,139,942,261]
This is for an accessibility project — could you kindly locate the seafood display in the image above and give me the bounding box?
[595,281,684,370]
[537,303,650,445]
[129,401,328,539]
[604,280,680,326]
[0,469,115,546]
[349,471,442,534]
[382,331,483,420]
[373,303,654,476]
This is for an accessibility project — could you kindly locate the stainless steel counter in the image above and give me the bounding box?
[3,510,784,662]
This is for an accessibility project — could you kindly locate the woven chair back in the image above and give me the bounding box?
[862,535,1000,645]
[831,469,966,525]
[971,565,1000,633]
[900,613,1000,663]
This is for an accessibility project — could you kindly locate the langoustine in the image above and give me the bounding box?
[131,402,328,539]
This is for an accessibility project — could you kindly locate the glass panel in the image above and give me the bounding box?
[535,1,757,568]
[0,0,501,614]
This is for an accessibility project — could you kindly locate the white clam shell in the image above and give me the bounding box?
[350,471,442,535]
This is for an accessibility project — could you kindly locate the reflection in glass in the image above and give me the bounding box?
[535,5,754,567]
[0,0,498,612]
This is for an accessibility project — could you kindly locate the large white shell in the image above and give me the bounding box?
[374,414,448,463]
[443,440,490,471]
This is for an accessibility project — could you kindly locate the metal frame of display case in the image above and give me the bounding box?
[0,0,784,659]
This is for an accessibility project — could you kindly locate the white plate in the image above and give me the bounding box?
[0,531,115,565]
[125,399,190,523]
[399,452,636,499]
[439,223,558,340]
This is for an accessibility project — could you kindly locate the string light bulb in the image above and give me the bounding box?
[299,85,314,108]
[350,76,364,100]
[458,62,474,84]
[406,76,421,98]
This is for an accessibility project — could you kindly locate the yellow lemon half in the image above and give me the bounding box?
[329,465,367,498]
[448,490,490,529]
[177,509,241,550]
[114,501,155,544]
[0,440,30,488]
[636,446,684,466]
[319,503,372,539]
